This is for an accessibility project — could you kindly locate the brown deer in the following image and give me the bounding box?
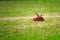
[32,14,44,21]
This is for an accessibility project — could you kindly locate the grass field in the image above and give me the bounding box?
[0,0,60,40]
[0,0,60,17]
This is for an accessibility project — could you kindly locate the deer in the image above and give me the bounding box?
[32,13,44,21]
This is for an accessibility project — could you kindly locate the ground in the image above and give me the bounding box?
[0,0,60,40]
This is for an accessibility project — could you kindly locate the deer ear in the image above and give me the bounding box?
[40,14,42,16]
[35,13,39,16]
[37,14,39,16]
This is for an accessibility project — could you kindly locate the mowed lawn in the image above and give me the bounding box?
[0,0,60,40]
[0,1,60,17]
[0,17,60,40]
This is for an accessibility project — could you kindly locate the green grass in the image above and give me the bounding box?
[0,0,60,40]
[0,1,60,17]
[0,18,60,40]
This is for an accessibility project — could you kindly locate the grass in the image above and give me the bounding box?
[0,0,60,40]
[0,18,60,40]
[0,1,60,17]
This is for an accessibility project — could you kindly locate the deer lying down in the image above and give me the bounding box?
[32,14,44,21]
